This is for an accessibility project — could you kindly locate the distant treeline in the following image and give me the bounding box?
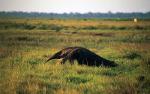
[0,11,150,19]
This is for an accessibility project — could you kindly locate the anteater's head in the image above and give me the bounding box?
[46,51,62,62]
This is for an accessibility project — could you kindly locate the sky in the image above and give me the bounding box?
[0,0,150,13]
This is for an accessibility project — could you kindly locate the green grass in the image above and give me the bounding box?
[0,19,150,94]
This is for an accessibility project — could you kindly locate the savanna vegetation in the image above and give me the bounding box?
[0,18,150,94]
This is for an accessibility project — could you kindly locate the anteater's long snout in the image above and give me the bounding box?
[45,53,61,63]
[45,58,51,63]
[45,55,54,63]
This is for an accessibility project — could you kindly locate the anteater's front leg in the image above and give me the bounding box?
[60,57,68,64]
[60,57,74,65]
[69,59,74,65]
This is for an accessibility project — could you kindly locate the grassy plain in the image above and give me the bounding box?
[0,18,150,94]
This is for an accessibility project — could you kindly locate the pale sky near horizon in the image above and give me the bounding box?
[0,0,150,13]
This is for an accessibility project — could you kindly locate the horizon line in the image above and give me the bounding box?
[0,10,150,14]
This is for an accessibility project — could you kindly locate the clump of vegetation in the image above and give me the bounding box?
[123,51,141,59]
[65,74,90,84]
[0,22,36,30]
[37,24,63,31]
[82,26,98,30]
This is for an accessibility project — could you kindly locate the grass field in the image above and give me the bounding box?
[0,18,150,94]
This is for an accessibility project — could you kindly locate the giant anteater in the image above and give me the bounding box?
[46,47,118,67]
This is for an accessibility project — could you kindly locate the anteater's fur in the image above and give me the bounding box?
[46,47,117,67]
